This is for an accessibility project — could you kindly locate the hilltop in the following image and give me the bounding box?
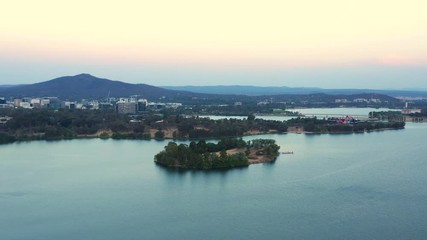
[0,74,195,100]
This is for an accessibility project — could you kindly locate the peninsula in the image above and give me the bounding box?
[0,108,407,145]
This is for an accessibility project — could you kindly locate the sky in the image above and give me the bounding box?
[1,0,427,89]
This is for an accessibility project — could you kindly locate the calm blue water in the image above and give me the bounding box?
[200,107,398,121]
[1,123,426,239]
[292,107,397,117]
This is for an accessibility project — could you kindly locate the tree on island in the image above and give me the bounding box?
[154,130,165,139]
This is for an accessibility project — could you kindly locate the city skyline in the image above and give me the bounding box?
[1,0,427,88]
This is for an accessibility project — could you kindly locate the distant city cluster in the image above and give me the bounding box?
[334,97,382,103]
[0,95,182,114]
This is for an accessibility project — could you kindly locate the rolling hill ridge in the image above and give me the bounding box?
[0,74,195,100]
[0,74,403,106]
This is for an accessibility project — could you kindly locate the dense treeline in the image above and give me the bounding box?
[250,139,281,158]
[0,132,16,144]
[0,108,406,145]
[370,111,404,122]
[188,103,298,116]
[155,138,280,170]
[287,117,405,133]
[0,109,131,142]
[175,116,288,139]
[371,109,427,122]
[0,109,288,144]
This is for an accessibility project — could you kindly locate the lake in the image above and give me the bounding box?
[200,107,400,121]
[1,123,426,239]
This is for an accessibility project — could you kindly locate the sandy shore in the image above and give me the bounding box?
[225,148,277,164]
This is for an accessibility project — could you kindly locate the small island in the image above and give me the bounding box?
[154,138,280,170]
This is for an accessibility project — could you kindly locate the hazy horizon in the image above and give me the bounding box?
[1,0,427,88]
[2,73,427,91]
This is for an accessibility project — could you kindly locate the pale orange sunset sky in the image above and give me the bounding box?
[1,0,426,88]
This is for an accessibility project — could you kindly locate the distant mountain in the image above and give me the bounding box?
[163,85,427,97]
[0,74,196,100]
[163,85,320,95]
[0,74,404,106]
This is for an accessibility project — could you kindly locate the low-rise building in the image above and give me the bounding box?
[19,102,32,109]
[353,98,368,103]
[116,101,137,114]
[335,99,350,103]
[165,102,182,109]
[14,99,22,107]
[402,109,422,115]
[370,98,381,103]
[0,116,12,124]
[63,101,77,109]
[147,102,165,110]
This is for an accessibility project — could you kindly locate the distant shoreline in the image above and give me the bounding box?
[0,126,408,146]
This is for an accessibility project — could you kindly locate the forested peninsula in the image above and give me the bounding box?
[0,109,405,145]
[155,138,280,170]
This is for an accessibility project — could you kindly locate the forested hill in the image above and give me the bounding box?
[0,74,199,100]
[163,85,427,97]
[0,74,401,106]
